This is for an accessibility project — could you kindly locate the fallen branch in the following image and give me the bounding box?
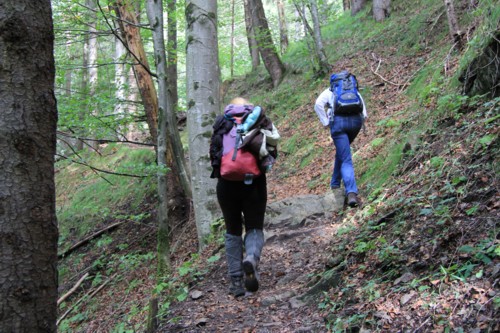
[57,273,90,306]
[57,273,117,326]
[370,55,402,87]
[58,221,125,259]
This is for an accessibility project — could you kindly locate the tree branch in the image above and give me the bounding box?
[56,273,117,326]
[58,221,126,259]
[55,154,149,180]
[57,273,90,306]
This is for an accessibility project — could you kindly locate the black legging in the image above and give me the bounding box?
[216,174,267,236]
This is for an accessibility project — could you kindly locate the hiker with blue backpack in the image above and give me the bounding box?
[209,97,280,297]
[314,70,368,207]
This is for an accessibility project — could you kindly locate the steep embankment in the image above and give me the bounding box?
[56,1,498,332]
[158,4,499,332]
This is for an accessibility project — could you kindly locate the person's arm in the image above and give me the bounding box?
[314,89,332,127]
[359,93,368,119]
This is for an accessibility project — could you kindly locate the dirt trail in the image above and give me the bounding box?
[160,210,339,332]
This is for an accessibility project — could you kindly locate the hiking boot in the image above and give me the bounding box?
[229,276,245,297]
[243,255,259,292]
[347,192,359,207]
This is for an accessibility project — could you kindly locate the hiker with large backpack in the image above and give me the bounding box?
[314,70,368,207]
[209,97,280,297]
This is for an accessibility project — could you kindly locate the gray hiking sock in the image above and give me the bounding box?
[243,229,264,292]
[244,229,264,261]
[225,233,243,277]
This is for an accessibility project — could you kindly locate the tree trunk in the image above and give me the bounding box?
[146,0,171,275]
[309,0,330,76]
[231,0,236,77]
[126,66,140,141]
[76,29,89,151]
[146,0,193,273]
[165,0,192,199]
[167,0,178,109]
[248,0,286,87]
[351,0,367,16]
[293,2,317,70]
[186,0,222,248]
[114,34,127,139]
[373,0,391,22]
[243,0,260,70]
[61,34,74,153]
[276,0,289,54]
[86,0,99,150]
[0,1,58,332]
[444,0,464,48]
[343,0,351,11]
[114,0,159,146]
[294,6,303,40]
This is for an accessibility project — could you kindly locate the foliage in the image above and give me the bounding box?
[56,144,157,244]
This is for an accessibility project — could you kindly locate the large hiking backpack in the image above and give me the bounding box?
[220,105,262,184]
[330,71,363,115]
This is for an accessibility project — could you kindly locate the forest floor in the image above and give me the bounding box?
[58,46,498,332]
[156,50,499,332]
[155,55,398,332]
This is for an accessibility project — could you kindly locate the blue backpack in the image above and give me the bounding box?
[330,71,363,115]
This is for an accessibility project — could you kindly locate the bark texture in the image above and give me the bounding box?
[343,0,351,11]
[373,0,391,22]
[146,0,192,273]
[351,0,367,16]
[248,0,286,87]
[309,0,330,76]
[277,0,289,54]
[114,0,159,145]
[186,0,221,247]
[244,0,261,70]
[444,0,464,47]
[0,1,58,331]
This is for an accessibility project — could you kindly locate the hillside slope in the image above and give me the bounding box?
[55,1,499,332]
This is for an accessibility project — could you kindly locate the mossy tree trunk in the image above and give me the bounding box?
[186,0,221,249]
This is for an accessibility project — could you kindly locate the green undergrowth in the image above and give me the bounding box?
[321,93,499,331]
[56,144,158,246]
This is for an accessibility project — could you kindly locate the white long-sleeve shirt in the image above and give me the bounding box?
[314,88,368,127]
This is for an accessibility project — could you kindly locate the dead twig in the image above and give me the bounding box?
[58,273,90,306]
[370,54,402,87]
[58,221,126,259]
[57,273,117,326]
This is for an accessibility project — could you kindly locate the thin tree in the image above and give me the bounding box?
[167,0,178,108]
[276,0,289,54]
[114,33,127,138]
[87,0,99,150]
[444,0,464,48]
[351,0,367,16]
[244,0,261,70]
[0,1,58,331]
[293,1,329,76]
[231,0,236,77]
[186,0,222,247]
[373,0,391,22]
[146,0,193,273]
[308,0,330,76]
[248,0,286,87]
[343,0,351,11]
[113,0,159,145]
